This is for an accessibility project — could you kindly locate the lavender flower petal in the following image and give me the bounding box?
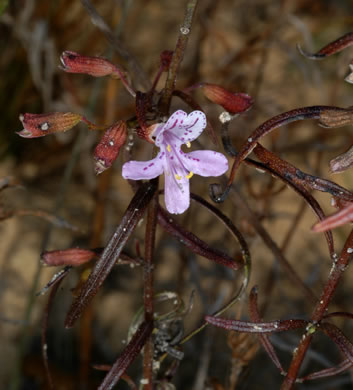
[183,150,229,177]
[172,110,207,144]
[122,155,163,180]
[164,173,190,214]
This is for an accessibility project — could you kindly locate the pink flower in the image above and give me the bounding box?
[122,110,228,214]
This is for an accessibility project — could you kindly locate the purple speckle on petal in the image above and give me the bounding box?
[149,163,154,167]
[143,167,148,171]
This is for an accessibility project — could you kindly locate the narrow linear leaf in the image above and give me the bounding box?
[37,266,72,296]
[211,106,344,203]
[65,181,157,328]
[301,359,352,381]
[323,312,353,321]
[298,32,353,59]
[249,286,284,373]
[99,320,153,390]
[158,205,240,270]
[205,316,308,333]
[42,268,70,389]
[320,322,353,363]
[190,192,250,273]
[253,143,353,202]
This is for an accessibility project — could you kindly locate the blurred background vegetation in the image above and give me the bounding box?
[1,0,353,389]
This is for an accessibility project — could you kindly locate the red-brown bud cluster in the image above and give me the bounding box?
[201,83,253,114]
[17,112,82,138]
[41,248,96,267]
[94,121,128,174]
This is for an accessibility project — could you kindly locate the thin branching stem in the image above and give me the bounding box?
[281,228,353,389]
[159,0,199,115]
[142,179,159,389]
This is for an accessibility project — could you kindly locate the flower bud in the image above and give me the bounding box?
[17,112,82,138]
[41,248,96,267]
[329,145,353,173]
[60,51,123,78]
[94,121,127,174]
[202,83,253,114]
[319,107,353,128]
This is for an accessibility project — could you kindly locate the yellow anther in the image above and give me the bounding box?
[175,174,182,180]
[167,144,171,152]
[186,171,194,179]
[186,141,191,148]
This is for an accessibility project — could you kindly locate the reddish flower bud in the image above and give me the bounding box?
[202,83,254,114]
[17,112,82,138]
[60,51,123,78]
[41,248,96,267]
[94,121,127,174]
[329,145,353,173]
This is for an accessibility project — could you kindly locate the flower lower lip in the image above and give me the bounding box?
[16,129,33,138]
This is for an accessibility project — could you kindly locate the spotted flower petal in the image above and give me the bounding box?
[155,110,206,146]
[122,155,164,180]
[182,150,229,177]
